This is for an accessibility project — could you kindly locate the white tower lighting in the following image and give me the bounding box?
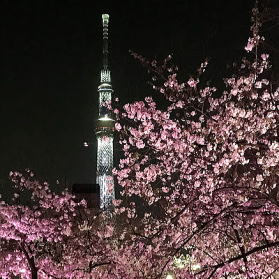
[96,14,115,209]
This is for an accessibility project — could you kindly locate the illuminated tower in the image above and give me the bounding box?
[96,14,115,209]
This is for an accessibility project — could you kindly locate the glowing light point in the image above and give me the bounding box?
[166,273,175,279]
[99,115,113,121]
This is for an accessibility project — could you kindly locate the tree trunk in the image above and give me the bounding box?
[20,243,38,279]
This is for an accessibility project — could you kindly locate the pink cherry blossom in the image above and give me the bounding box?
[113,6,279,278]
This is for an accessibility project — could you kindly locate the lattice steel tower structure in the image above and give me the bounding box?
[96,14,115,209]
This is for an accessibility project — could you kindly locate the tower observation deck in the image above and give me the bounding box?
[96,14,115,209]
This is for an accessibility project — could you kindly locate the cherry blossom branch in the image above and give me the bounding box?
[197,241,279,278]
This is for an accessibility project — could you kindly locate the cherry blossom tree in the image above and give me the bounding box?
[0,170,116,279]
[113,5,279,279]
[0,170,77,279]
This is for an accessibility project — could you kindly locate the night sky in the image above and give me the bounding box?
[0,0,271,189]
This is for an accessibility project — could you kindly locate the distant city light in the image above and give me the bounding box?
[83,142,89,147]
[19,268,27,273]
[192,263,201,271]
[166,273,175,279]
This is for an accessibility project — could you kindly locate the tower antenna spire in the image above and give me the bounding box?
[102,14,109,70]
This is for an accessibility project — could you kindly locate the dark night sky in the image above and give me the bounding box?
[0,0,264,189]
